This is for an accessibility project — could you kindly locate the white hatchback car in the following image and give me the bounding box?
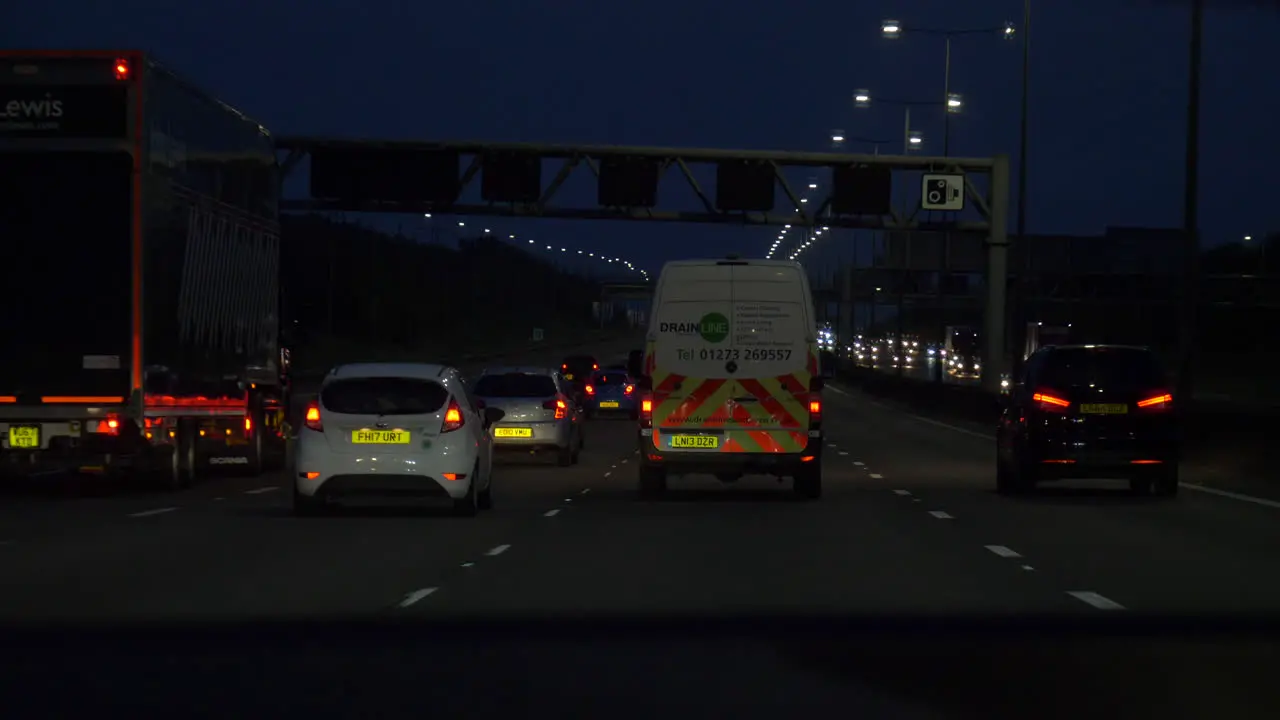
[293,362,505,516]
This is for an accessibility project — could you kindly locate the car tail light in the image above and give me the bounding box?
[639,396,653,429]
[304,402,323,431]
[624,384,634,395]
[585,385,595,395]
[441,397,465,433]
[1137,392,1173,410]
[114,58,130,81]
[1032,390,1070,413]
[542,398,567,419]
[593,363,598,370]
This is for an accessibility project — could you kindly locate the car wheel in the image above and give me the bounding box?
[557,442,575,467]
[453,467,479,517]
[477,469,494,510]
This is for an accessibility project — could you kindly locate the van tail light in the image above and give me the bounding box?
[441,397,465,433]
[304,402,323,431]
[585,385,595,395]
[1032,390,1070,413]
[542,398,567,419]
[624,384,634,395]
[1137,392,1173,411]
[593,363,599,370]
[639,396,653,429]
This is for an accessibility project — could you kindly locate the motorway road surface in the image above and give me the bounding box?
[3,379,1280,622]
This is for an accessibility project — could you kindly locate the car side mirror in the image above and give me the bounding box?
[483,407,505,428]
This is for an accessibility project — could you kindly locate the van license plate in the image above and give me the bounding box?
[670,435,719,449]
[1080,403,1127,415]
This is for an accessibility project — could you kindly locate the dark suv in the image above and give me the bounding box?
[996,345,1179,497]
[559,355,599,401]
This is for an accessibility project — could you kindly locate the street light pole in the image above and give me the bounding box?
[942,36,952,156]
[1010,0,1032,384]
[1178,0,1205,404]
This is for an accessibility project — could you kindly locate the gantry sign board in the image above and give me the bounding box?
[920,173,966,212]
[275,137,1003,233]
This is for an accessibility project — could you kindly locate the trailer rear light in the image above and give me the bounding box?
[86,417,120,434]
[304,402,323,432]
[542,398,568,419]
[441,398,465,433]
[1137,392,1173,410]
[114,58,130,80]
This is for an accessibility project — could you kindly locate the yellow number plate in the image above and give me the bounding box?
[1080,403,1128,415]
[599,401,620,408]
[351,429,411,444]
[670,434,719,449]
[7,425,40,449]
[494,427,533,438]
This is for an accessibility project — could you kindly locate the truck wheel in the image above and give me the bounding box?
[245,406,266,476]
[163,421,197,491]
[638,465,667,497]
[793,463,822,499]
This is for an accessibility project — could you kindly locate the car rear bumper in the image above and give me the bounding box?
[295,446,475,500]
[1028,439,1177,479]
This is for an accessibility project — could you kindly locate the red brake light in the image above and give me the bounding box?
[639,396,653,429]
[542,398,568,419]
[624,384,634,395]
[304,402,323,431]
[442,398,465,433]
[585,385,595,395]
[593,364,599,370]
[809,399,821,416]
[114,58,130,80]
[1137,393,1173,410]
[1032,390,1070,412]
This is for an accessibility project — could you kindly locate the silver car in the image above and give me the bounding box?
[472,366,584,466]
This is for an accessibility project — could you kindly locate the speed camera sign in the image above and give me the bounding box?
[920,173,965,211]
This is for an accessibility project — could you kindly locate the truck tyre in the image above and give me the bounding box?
[164,420,197,491]
[245,406,266,476]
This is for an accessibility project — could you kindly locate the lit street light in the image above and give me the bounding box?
[946,93,963,112]
[830,133,845,143]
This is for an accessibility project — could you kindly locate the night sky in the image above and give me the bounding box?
[8,0,1276,280]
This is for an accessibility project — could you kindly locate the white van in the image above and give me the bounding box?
[635,257,825,498]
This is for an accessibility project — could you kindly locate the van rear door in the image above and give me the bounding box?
[650,264,815,455]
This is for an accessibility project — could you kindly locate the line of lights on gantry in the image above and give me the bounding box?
[763,179,829,262]
[423,213,649,280]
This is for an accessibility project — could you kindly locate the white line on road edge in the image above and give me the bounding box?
[129,507,178,518]
[893,489,912,496]
[485,544,511,556]
[869,473,884,479]
[1067,591,1125,611]
[1180,483,1280,509]
[854,461,865,466]
[544,509,561,517]
[580,488,591,495]
[928,510,954,519]
[244,486,279,495]
[985,545,1022,558]
[397,588,437,607]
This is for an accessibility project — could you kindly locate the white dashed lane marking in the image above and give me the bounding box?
[129,507,178,518]
[244,486,278,495]
[544,509,561,517]
[984,545,1022,558]
[892,489,912,496]
[928,510,954,520]
[869,473,884,479]
[397,588,437,607]
[485,544,511,556]
[1067,591,1125,611]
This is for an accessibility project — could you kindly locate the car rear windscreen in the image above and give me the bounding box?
[1041,349,1166,389]
[591,373,627,386]
[320,377,449,415]
[474,373,557,398]
[562,356,596,371]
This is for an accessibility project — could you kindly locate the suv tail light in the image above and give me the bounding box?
[542,398,568,419]
[441,397,465,433]
[1032,390,1070,413]
[585,385,595,395]
[1137,392,1173,410]
[639,395,653,429]
[624,384,634,395]
[304,402,323,431]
